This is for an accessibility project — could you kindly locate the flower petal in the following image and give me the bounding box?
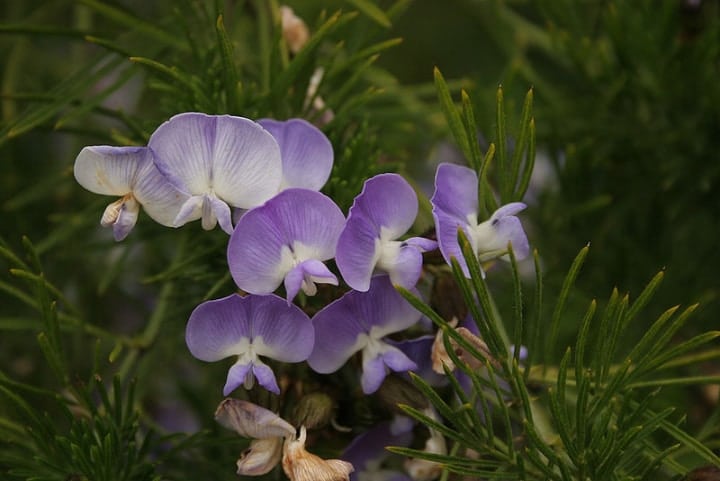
[253,359,281,394]
[361,344,416,394]
[308,276,422,374]
[336,216,379,292]
[149,113,282,208]
[379,243,423,289]
[430,163,478,222]
[208,193,234,235]
[185,293,313,363]
[341,418,414,476]
[224,361,253,395]
[74,146,148,196]
[228,189,345,295]
[112,197,140,241]
[173,195,204,227]
[132,162,188,227]
[258,118,333,191]
[215,398,296,439]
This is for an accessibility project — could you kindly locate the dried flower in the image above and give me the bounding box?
[236,437,285,476]
[215,398,296,439]
[282,426,354,481]
[280,6,309,54]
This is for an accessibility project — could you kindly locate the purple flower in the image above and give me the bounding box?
[148,113,283,234]
[257,118,333,192]
[431,162,529,277]
[341,416,415,481]
[185,293,314,395]
[307,276,422,394]
[227,188,345,303]
[336,174,437,291]
[74,146,187,240]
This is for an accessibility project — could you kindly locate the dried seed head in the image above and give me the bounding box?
[215,398,296,439]
[280,6,310,54]
[236,437,284,476]
[292,392,335,430]
[376,374,429,412]
[452,327,499,370]
[431,318,458,374]
[282,426,354,481]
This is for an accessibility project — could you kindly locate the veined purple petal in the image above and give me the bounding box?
[491,202,527,219]
[208,193,234,235]
[349,174,418,239]
[186,294,314,394]
[361,343,417,394]
[225,362,253,395]
[431,163,479,276]
[258,118,333,191]
[132,158,188,227]
[173,195,204,228]
[149,113,282,209]
[308,276,422,374]
[335,216,379,292]
[252,361,281,394]
[228,188,345,296]
[337,174,421,291]
[431,163,478,221]
[74,146,148,196]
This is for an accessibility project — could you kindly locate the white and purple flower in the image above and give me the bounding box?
[336,174,437,291]
[185,293,314,395]
[73,146,187,240]
[227,188,345,303]
[307,276,422,394]
[431,162,529,277]
[148,112,283,234]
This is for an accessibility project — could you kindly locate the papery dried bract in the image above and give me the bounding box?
[236,437,284,476]
[215,398,296,439]
[282,427,353,481]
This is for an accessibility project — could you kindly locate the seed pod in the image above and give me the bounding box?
[215,398,296,439]
[282,426,354,481]
[292,392,335,430]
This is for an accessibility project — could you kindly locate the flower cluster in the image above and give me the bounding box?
[74,112,530,479]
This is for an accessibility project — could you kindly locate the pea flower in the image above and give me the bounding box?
[148,112,282,234]
[257,118,333,192]
[185,293,314,395]
[431,162,529,277]
[341,417,415,481]
[73,146,187,240]
[308,276,422,394]
[336,174,437,291]
[227,188,345,303]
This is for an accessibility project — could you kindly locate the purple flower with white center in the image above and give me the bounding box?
[148,112,282,234]
[185,293,314,395]
[307,276,422,394]
[336,174,437,292]
[74,146,187,240]
[227,188,345,303]
[431,162,529,277]
[257,118,333,192]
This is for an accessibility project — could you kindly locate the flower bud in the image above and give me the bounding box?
[376,374,429,412]
[282,426,354,481]
[236,437,284,476]
[215,398,296,439]
[292,392,335,430]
